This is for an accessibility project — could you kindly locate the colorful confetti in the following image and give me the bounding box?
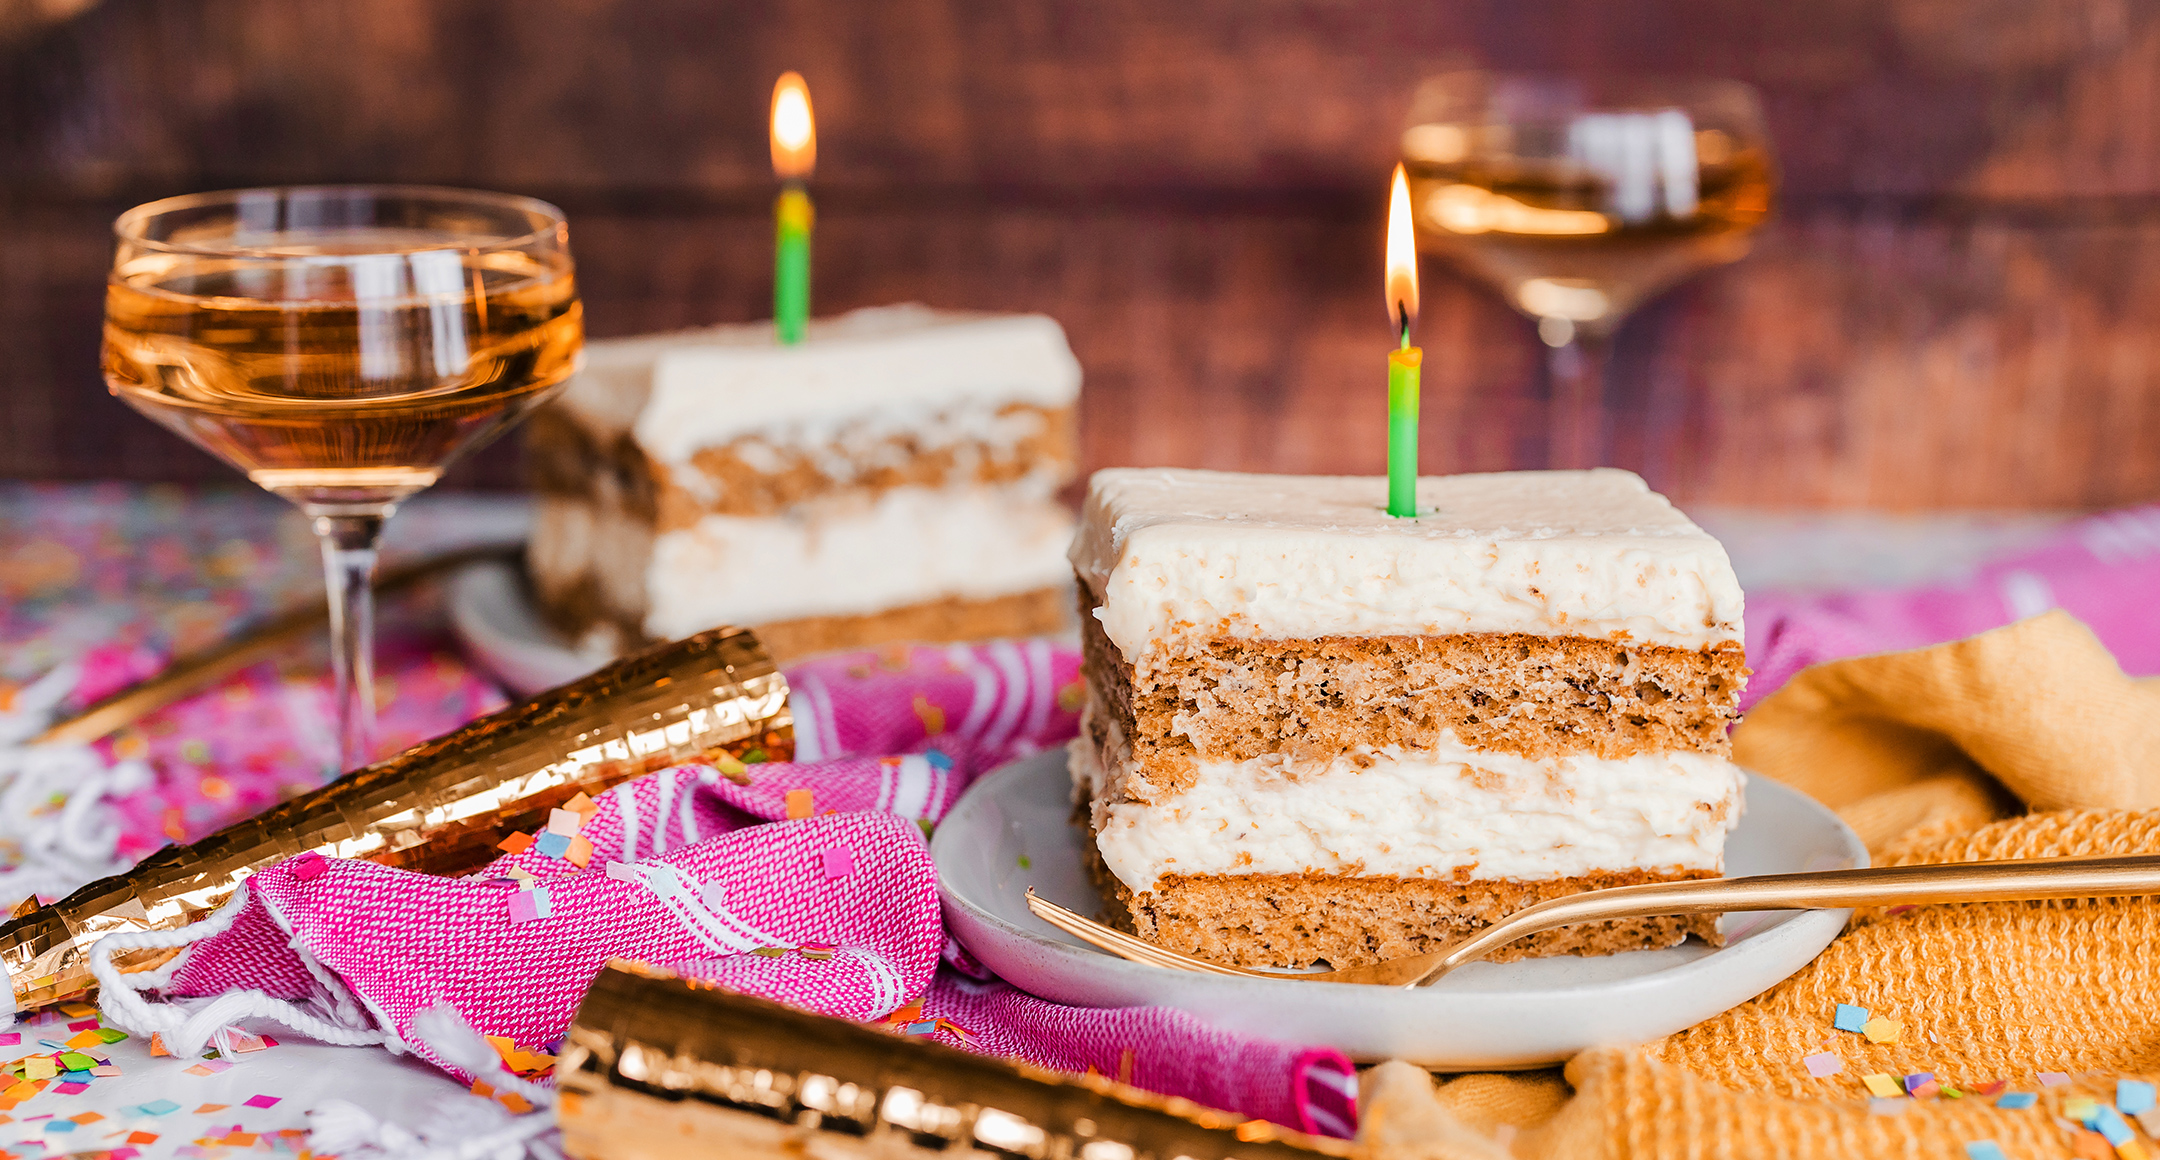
[785,788,815,820]
[546,808,583,836]
[1832,1004,1869,1033]
[533,831,572,859]
[1964,1143,2007,1160]
[2119,1079,2156,1116]
[1803,1052,1843,1078]
[497,832,535,856]
[1862,1017,1902,1044]
[821,846,855,880]
[1995,1091,2037,1109]
[564,835,594,868]
[134,1101,179,1116]
[508,886,552,924]
[242,1094,279,1109]
[2041,1072,2073,1087]
[287,852,329,881]
[1863,1073,1902,1098]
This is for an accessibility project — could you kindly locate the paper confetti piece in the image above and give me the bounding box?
[56,1004,93,1018]
[1902,1072,1935,1093]
[799,945,835,962]
[91,1066,119,1077]
[2119,1079,2156,1116]
[710,753,750,783]
[70,1113,101,1125]
[497,832,534,856]
[500,1092,534,1114]
[58,1070,90,1083]
[508,887,552,924]
[2073,1131,2118,1160]
[127,1132,157,1145]
[287,852,328,881]
[62,1031,100,1050]
[565,835,594,868]
[232,1035,268,1054]
[1832,1004,1870,1033]
[64,1021,95,1033]
[4,1082,35,1101]
[1965,1144,2007,1160]
[2041,1072,2073,1087]
[1862,1017,1902,1044]
[51,1083,86,1096]
[1972,1080,2007,1098]
[533,831,572,859]
[57,1053,94,1071]
[242,1095,279,1109]
[547,808,583,837]
[44,1120,74,1133]
[786,788,815,820]
[2122,1140,2151,1160]
[2137,1108,2160,1137]
[1863,1073,1902,1098]
[183,1060,233,1076]
[564,791,598,820]
[2094,1108,2134,1146]
[0,1035,17,1047]
[148,1034,169,1057]
[93,1028,126,1045]
[22,1059,52,1081]
[821,846,855,880]
[1803,1052,1843,1078]
[1995,1091,2037,1109]
[750,946,788,958]
[2068,1097,2101,1123]
[194,1104,226,1114]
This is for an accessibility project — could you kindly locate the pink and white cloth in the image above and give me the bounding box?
[1743,503,2160,709]
[90,640,1359,1139]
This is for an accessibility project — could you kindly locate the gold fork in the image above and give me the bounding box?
[1027,853,2160,988]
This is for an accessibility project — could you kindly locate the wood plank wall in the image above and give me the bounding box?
[4,0,2158,508]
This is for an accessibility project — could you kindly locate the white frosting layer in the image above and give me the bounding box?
[1071,467,1742,661]
[1072,730,1745,893]
[592,305,1082,467]
[644,484,1075,639]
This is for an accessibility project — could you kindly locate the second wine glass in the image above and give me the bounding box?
[1402,72,1775,468]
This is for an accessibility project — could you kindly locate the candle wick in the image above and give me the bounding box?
[1396,305,1411,351]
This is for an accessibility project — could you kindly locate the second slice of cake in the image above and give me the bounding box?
[1069,467,1748,967]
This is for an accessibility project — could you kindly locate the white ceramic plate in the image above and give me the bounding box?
[934,749,1866,1070]
[447,557,610,696]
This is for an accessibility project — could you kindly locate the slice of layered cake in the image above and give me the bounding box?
[1068,467,1747,967]
[527,305,1081,661]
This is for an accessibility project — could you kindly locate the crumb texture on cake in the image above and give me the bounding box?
[1082,839,1720,968]
[1080,591,1744,793]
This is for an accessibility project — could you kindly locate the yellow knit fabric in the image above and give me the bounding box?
[1359,612,2160,1160]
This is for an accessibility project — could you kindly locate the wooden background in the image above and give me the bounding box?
[4,0,2159,508]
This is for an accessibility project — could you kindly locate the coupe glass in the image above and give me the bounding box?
[1402,73,1775,467]
[103,186,583,773]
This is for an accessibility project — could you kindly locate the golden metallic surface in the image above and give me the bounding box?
[1,626,790,1014]
[557,961,1359,1160]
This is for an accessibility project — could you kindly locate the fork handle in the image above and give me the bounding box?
[1402,854,2160,987]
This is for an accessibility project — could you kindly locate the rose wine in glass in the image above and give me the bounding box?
[1401,73,1775,467]
[103,186,583,773]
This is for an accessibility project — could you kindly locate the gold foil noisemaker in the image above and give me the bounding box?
[558,960,1359,1160]
[0,626,791,1016]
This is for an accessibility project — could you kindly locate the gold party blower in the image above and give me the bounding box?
[557,961,1359,1160]
[0,626,791,1015]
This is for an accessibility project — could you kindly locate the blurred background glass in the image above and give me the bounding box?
[1402,73,1774,468]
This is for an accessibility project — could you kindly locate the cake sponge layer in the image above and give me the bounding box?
[1083,845,1720,968]
[1081,594,1744,794]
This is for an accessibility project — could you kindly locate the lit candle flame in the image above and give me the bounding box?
[1386,163,1418,340]
[771,71,816,179]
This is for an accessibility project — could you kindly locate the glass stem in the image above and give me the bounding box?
[312,511,385,775]
[1543,323,1613,469]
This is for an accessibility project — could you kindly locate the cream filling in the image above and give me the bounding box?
[1070,467,1743,664]
[636,306,1081,466]
[1072,733,1745,894]
[643,483,1075,639]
